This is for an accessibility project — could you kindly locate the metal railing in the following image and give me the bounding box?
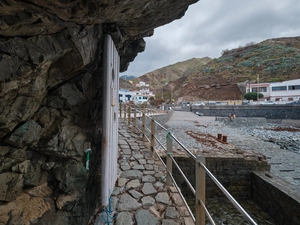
[119,103,258,225]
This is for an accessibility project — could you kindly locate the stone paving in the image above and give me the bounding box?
[93,121,194,225]
[163,111,300,187]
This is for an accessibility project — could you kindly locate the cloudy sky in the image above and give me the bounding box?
[121,0,300,77]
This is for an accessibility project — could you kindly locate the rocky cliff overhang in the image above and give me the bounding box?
[0,1,198,224]
[0,0,198,71]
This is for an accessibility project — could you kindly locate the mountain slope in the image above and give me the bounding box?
[180,36,300,100]
[122,36,300,102]
[131,57,212,87]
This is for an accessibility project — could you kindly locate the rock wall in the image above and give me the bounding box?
[192,105,300,119]
[173,152,270,199]
[0,1,198,224]
[251,171,300,225]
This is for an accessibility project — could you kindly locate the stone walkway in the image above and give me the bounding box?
[93,121,194,225]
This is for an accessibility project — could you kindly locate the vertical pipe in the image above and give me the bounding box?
[134,106,137,131]
[150,118,155,153]
[166,131,173,186]
[196,156,206,225]
[142,113,146,141]
[119,103,122,118]
[127,106,131,126]
[124,103,126,119]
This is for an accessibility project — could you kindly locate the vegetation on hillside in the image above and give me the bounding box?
[120,36,300,102]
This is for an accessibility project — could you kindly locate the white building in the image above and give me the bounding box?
[246,79,300,102]
[119,89,133,103]
[132,82,155,104]
[119,82,155,105]
[132,88,155,104]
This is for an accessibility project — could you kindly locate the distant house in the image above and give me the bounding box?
[132,82,154,104]
[246,78,300,102]
[119,82,154,104]
[119,89,133,103]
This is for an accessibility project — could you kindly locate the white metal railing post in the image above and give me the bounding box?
[142,113,146,141]
[124,103,126,119]
[150,118,155,153]
[127,106,131,126]
[166,131,173,186]
[133,106,137,131]
[196,156,206,225]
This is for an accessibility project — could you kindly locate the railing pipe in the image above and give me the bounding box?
[170,155,195,195]
[167,170,196,223]
[123,103,127,119]
[133,107,137,131]
[199,161,258,225]
[196,156,206,225]
[127,106,131,127]
[170,133,196,160]
[142,113,146,141]
[154,120,168,131]
[166,131,173,186]
[199,199,216,225]
[119,106,258,225]
[150,118,155,153]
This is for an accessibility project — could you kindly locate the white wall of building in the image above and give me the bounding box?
[247,79,300,102]
[269,79,300,101]
[119,89,133,103]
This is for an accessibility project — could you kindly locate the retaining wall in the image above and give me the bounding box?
[172,155,270,198]
[192,105,300,119]
[251,171,300,225]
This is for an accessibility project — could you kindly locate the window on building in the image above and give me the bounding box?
[143,97,147,100]
[275,98,281,101]
[259,87,267,92]
[288,98,294,101]
[272,86,287,91]
[125,94,131,100]
[252,87,266,92]
[288,85,300,90]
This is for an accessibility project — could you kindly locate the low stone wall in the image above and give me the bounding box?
[192,105,300,120]
[172,154,270,199]
[251,171,300,225]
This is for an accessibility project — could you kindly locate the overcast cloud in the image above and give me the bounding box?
[121,0,300,77]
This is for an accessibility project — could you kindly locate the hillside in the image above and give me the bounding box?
[131,57,212,87]
[180,36,300,100]
[123,36,300,102]
[119,78,136,91]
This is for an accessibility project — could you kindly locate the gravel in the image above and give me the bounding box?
[156,111,300,187]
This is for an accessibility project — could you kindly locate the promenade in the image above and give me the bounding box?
[93,120,194,225]
[163,111,300,187]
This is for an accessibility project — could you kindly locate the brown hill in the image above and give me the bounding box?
[128,36,300,102]
[180,36,300,101]
[119,78,136,91]
[131,57,212,87]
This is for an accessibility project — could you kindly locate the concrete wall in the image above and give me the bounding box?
[251,172,300,225]
[192,105,300,119]
[173,156,270,199]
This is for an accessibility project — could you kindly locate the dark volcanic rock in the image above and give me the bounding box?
[0,1,198,225]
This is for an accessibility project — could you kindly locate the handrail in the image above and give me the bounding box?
[199,161,258,225]
[170,133,196,160]
[119,104,258,225]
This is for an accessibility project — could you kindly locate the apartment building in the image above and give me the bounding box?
[246,79,300,102]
